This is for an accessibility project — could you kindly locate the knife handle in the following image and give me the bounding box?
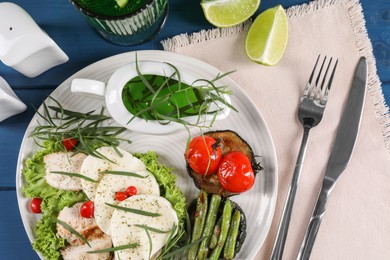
[297,177,335,260]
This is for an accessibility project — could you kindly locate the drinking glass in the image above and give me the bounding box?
[69,0,168,46]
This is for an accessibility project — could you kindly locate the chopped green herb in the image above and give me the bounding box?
[144,228,153,260]
[56,219,91,247]
[160,237,207,259]
[134,224,172,234]
[106,203,161,217]
[99,171,147,178]
[87,243,139,254]
[50,171,97,183]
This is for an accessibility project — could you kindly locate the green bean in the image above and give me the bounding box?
[188,190,208,260]
[209,198,233,260]
[223,209,241,259]
[197,194,222,260]
[209,216,222,249]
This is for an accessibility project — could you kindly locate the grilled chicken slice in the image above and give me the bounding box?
[57,202,109,246]
[60,235,112,260]
[57,202,112,259]
[44,152,87,191]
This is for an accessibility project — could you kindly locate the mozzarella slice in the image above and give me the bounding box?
[79,146,146,199]
[110,195,178,260]
[94,171,160,235]
[44,152,87,191]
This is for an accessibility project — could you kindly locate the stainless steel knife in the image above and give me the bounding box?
[297,56,367,260]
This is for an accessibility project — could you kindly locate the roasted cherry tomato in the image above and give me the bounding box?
[62,138,78,151]
[80,200,94,218]
[30,198,42,214]
[217,151,255,193]
[185,136,222,175]
[115,191,128,201]
[126,186,137,197]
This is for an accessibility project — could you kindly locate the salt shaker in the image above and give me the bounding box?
[0,2,69,77]
[0,76,27,122]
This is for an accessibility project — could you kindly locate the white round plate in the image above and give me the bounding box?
[16,50,278,260]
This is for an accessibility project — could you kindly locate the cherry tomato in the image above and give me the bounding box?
[185,136,222,175]
[217,151,255,193]
[80,200,94,218]
[30,198,42,214]
[115,191,128,201]
[126,186,137,197]
[62,138,78,151]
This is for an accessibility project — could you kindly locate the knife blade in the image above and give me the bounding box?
[323,56,367,182]
[297,56,367,260]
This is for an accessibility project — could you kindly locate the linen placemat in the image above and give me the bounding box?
[162,0,390,259]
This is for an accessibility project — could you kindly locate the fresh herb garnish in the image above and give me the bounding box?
[56,219,91,247]
[134,224,172,234]
[50,171,97,183]
[157,212,201,260]
[136,224,177,260]
[30,96,130,160]
[145,228,153,260]
[160,236,207,259]
[158,224,180,259]
[106,203,161,217]
[99,171,147,178]
[87,243,139,254]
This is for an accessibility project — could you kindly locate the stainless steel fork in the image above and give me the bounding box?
[270,55,338,260]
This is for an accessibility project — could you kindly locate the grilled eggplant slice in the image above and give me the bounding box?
[186,130,262,197]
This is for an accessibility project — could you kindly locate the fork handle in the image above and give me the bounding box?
[271,127,311,260]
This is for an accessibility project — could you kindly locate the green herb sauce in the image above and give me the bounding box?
[122,74,207,121]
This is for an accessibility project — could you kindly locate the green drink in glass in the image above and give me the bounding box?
[69,0,168,46]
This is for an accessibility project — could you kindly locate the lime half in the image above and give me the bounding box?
[245,5,288,66]
[201,0,261,28]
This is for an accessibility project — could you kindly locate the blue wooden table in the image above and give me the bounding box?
[0,0,388,259]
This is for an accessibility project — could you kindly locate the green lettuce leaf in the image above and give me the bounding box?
[22,141,87,259]
[32,215,64,260]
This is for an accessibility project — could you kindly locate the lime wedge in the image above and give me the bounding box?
[115,0,128,8]
[201,0,261,28]
[245,5,288,66]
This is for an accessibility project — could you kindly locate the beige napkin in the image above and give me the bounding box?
[162,0,390,259]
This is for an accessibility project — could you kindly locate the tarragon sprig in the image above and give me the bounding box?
[30,96,131,160]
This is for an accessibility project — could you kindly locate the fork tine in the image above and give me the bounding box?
[315,57,333,100]
[314,56,327,86]
[326,59,338,91]
[308,55,321,84]
[322,59,338,104]
[319,57,333,91]
[310,56,327,99]
[302,55,321,98]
